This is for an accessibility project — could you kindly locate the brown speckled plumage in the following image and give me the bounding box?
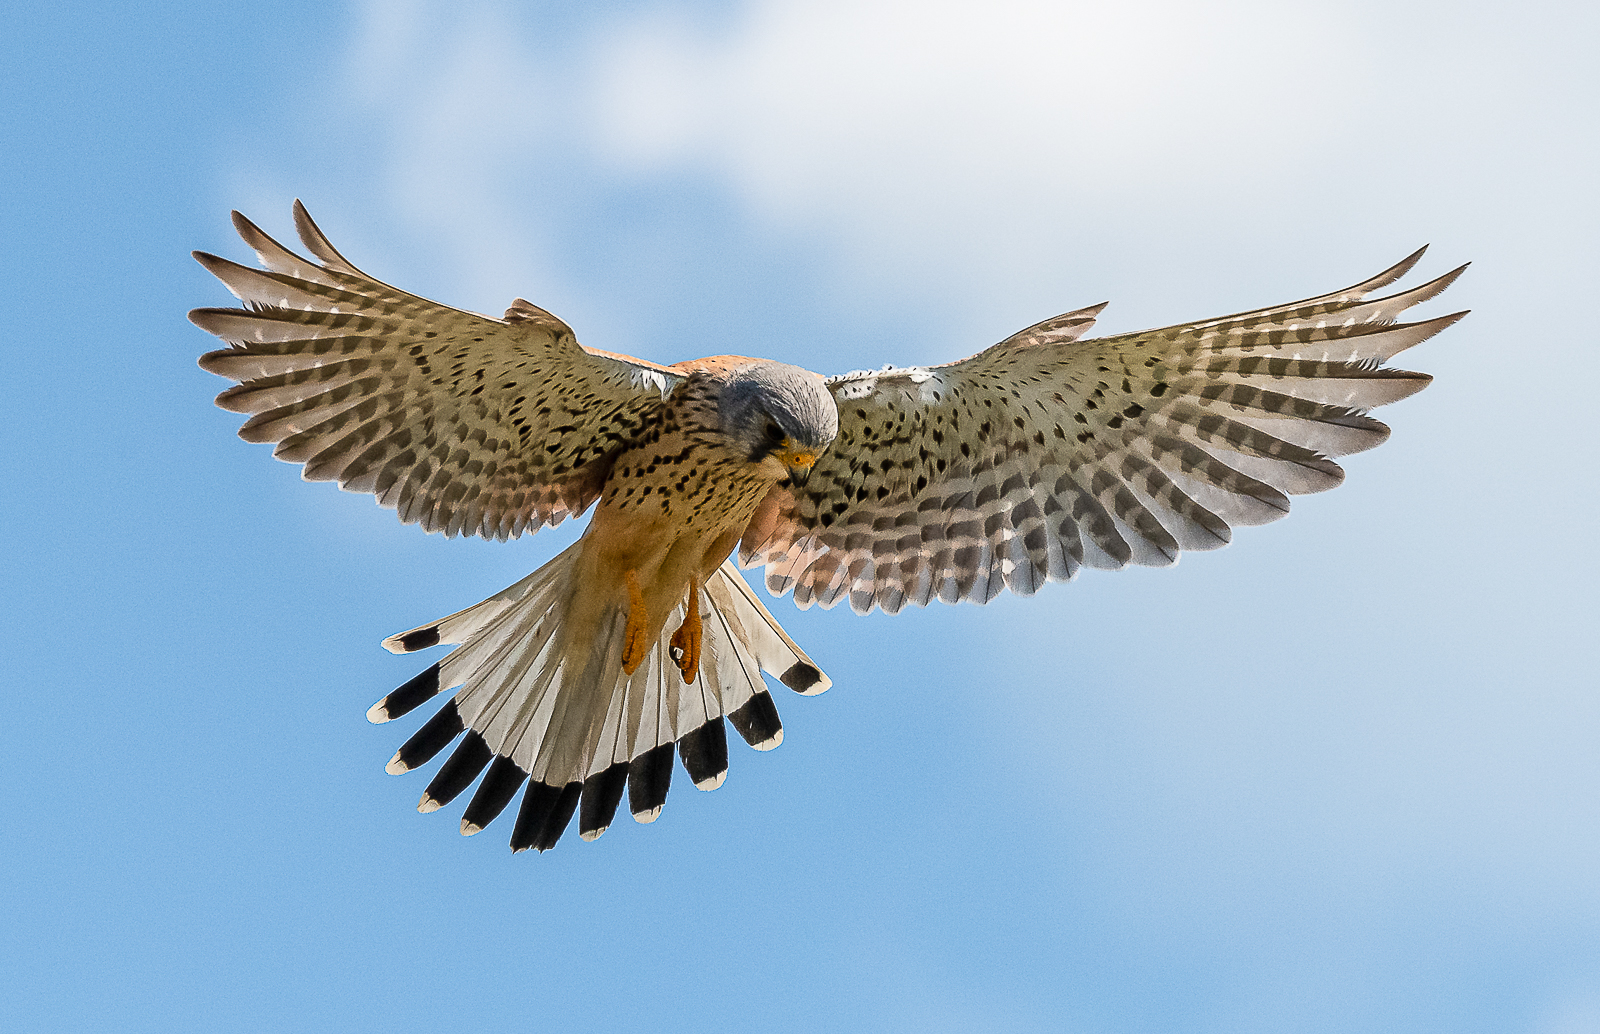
[193,203,1466,851]
[742,252,1466,614]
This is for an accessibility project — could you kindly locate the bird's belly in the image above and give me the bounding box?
[568,453,773,646]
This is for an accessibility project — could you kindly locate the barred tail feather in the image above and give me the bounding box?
[369,551,829,851]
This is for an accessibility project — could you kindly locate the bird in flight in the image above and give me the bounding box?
[192,202,1465,852]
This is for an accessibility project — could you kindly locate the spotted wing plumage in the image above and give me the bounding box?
[191,202,680,540]
[740,250,1466,614]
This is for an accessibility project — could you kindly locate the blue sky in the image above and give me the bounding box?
[5,1,1598,1031]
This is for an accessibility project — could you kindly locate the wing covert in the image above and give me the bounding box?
[740,253,1466,614]
[192,202,681,539]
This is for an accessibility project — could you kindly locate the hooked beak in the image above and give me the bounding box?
[781,449,817,488]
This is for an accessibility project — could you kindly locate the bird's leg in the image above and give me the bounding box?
[622,569,651,675]
[670,579,703,684]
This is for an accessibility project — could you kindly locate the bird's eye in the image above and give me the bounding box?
[765,420,784,442]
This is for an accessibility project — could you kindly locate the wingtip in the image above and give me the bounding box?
[291,200,316,241]
[1420,262,1469,299]
[290,199,316,243]
[385,751,409,775]
[229,209,265,241]
[291,199,358,273]
[1356,246,1430,295]
[1366,261,1470,314]
[1391,245,1427,276]
[1397,245,1429,273]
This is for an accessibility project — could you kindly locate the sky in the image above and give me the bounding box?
[4,1,1598,1031]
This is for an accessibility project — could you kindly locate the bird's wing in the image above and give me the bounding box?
[739,250,1467,614]
[192,202,681,539]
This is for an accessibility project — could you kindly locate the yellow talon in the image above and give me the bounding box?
[670,582,703,684]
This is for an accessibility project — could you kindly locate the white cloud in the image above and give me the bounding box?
[585,0,1382,301]
[300,0,588,310]
[592,0,1361,199]
[322,0,1507,335]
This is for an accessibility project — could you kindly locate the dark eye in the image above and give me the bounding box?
[765,420,784,442]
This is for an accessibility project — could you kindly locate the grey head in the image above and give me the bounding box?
[717,361,839,485]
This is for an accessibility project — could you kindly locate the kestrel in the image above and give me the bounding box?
[193,203,1466,852]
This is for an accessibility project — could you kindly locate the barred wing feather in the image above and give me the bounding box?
[191,201,680,540]
[740,250,1466,614]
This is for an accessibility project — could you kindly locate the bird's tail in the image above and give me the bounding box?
[367,542,830,852]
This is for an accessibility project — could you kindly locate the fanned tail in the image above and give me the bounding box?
[368,544,830,851]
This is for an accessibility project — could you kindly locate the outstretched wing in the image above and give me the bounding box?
[740,250,1467,614]
[192,202,681,540]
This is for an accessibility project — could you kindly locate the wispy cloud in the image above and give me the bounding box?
[587,0,1372,276]
[313,0,1491,329]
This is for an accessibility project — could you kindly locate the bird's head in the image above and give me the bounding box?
[717,362,839,487]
